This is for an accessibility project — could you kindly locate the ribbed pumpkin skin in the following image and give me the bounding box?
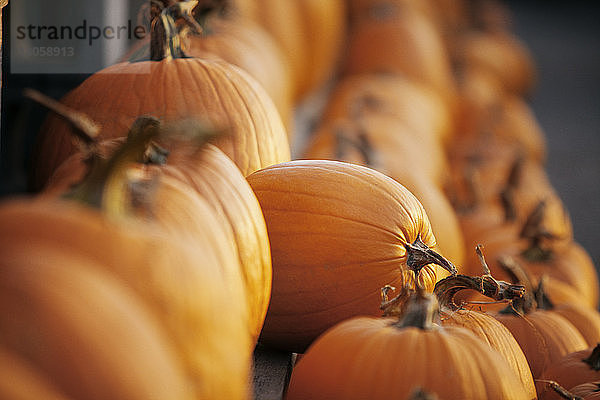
[246,160,451,352]
[185,19,294,129]
[162,144,272,341]
[31,58,290,190]
[538,347,600,400]
[303,118,465,268]
[570,382,600,400]
[46,141,272,343]
[440,309,536,399]
[494,310,588,379]
[0,198,252,400]
[0,241,193,400]
[285,317,531,400]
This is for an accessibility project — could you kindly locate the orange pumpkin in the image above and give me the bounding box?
[0,229,195,400]
[45,116,272,342]
[31,4,289,190]
[343,0,458,113]
[182,3,294,130]
[303,118,465,268]
[285,289,531,399]
[238,0,347,99]
[433,274,536,399]
[489,257,588,378]
[319,72,455,146]
[538,345,600,400]
[246,159,457,352]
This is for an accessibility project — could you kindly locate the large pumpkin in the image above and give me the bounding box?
[45,116,272,342]
[246,159,456,352]
[0,227,195,400]
[0,195,253,400]
[303,117,465,267]
[31,3,289,190]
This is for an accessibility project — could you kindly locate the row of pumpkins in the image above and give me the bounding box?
[1,0,599,399]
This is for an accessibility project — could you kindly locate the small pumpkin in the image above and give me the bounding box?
[489,256,589,378]
[433,274,536,399]
[538,345,600,400]
[285,288,531,399]
[246,159,457,352]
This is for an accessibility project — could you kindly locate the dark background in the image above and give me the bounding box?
[1,1,599,271]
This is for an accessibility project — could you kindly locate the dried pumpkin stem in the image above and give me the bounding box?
[497,256,537,314]
[64,116,161,218]
[150,0,200,61]
[536,380,583,400]
[391,287,440,330]
[583,344,600,371]
[23,88,100,145]
[433,274,525,311]
[405,234,457,276]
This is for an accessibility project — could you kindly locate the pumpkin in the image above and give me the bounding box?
[285,288,531,399]
[433,274,536,399]
[0,233,195,400]
[456,30,536,97]
[1,124,253,399]
[538,345,600,400]
[181,3,294,130]
[238,0,347,99]
[570,382,600,400]
[44,113,272,342]
[246,159,457,352]
[343,0,458,113]
[319,72,455,146]
[489,256,588,378]
[533,277,600,347]
[30,3,290,190]
[303,118,465,267]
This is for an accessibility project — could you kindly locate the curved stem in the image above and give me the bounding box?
[64,116,161,218]
[433,274,525,311]
[497,255,537,314]
[405,235,457,276]
[24,88,100,146]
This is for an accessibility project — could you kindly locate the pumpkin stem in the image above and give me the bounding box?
[520,200,561,262]
[582,344,600,371]
[391,286,441,330]
[147,0,201,61]
[535,380,583,400]
[23,88,100,147]
[405,234,457,277]
[498,153,524,222]
[409,388,439,400]
[497,255,537,315]
[533,275,555,310]
[333,123,378,169]
[63,116,162,218]
[380,284,412,317]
